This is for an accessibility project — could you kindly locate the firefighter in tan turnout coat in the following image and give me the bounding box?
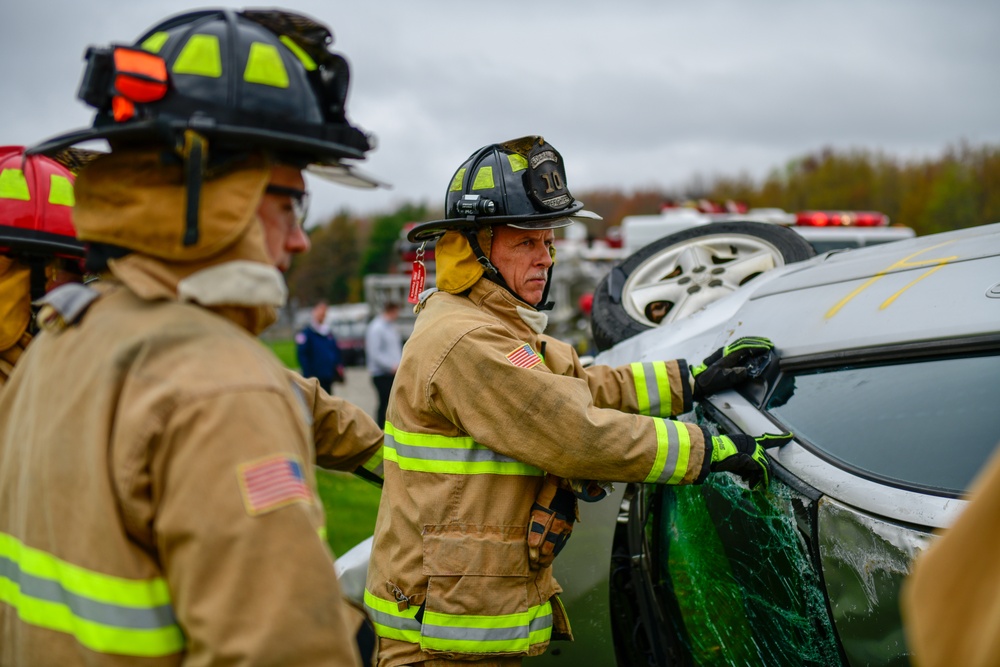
[365,136,790,666]
[0,9,383,666]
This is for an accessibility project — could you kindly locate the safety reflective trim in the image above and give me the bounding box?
[0,169,30,201]
[644,419,691,485]
[383,423,543,477]
[449,167,467,192]
[0,532,182,657]
[279,36,317,71]
[172,34,222,78]
[631,361,671,416]
[362,445,385,478]
[244,42,289,88]
[472,166,495,190]
[420,601,553,653]
[140,32,170,54]
[48,175,74,206]
[364,589,421,643]
[507,154,528,173]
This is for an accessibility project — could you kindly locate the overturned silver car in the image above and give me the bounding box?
[544,221,1000,666]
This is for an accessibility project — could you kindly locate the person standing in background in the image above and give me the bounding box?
[296,299,345,392]
[365,300,402,426]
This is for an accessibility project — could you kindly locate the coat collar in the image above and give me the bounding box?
[467,278,548,339]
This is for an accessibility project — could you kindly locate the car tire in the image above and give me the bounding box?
[592,221,816,351]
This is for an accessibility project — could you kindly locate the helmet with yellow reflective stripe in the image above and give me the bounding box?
[407,136,600,243]
[29,8,376,187]
[0,146,87,259]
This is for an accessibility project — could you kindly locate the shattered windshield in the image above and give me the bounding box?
[765,353,1000,495]
[649,475,842,666]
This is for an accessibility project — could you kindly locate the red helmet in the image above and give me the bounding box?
[0,146,85,258]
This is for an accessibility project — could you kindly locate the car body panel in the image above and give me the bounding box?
[817,497,935,667]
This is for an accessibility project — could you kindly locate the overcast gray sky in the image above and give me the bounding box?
[4,0,998,224]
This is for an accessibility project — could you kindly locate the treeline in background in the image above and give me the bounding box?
[288,142,1000,305]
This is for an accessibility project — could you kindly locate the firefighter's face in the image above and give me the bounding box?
[258,165,310,272]
[490,226,554,306]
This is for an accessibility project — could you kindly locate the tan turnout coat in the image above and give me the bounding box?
[365,278,711,666]
[0,273,372,666]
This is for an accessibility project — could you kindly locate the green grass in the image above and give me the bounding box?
[268,338,300,371]
[265,338,382,557]
[317,470,382,556]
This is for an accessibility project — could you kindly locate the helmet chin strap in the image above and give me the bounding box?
[536,265,554,311]
[463,228,554,311]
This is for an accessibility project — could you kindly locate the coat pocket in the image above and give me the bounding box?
[422,523,529,577]
[420,524,552,658]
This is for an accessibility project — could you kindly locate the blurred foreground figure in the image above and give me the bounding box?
[0,8,381,665]
[902,443,1000,667]
[0,146,88,386]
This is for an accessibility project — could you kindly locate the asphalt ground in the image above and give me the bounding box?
[334,366,379,424]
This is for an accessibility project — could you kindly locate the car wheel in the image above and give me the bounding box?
[592,221,816,351]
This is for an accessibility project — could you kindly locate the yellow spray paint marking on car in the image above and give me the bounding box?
[825,240,959,319]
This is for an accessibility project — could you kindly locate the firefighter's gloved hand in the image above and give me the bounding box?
[710,432,792,490]
[528,475,578,569]
[692,336,775,399]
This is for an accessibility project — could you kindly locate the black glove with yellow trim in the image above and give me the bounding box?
[528,475,578,569]
[692,336,775,399]
[710,432,792,489]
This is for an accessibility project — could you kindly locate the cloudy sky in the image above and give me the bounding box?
[3,1,998,225]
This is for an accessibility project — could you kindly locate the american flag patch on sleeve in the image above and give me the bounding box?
[237,454,313,516]
[506,343,543,369]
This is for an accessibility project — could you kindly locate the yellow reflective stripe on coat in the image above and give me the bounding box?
[0,531,183,657]
[384,423,544,477]
[362,444,385,479]
[631,361,672,416]
[644,419,692,485]
[421,600,553,653]
[364,589,553,654]
[364,588,421,643]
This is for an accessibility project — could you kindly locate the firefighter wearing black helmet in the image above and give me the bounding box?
[0,9,380,665]
[365,136,788,665]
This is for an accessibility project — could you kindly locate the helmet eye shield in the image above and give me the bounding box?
[505,217,576,231]
[264,183,310,226]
